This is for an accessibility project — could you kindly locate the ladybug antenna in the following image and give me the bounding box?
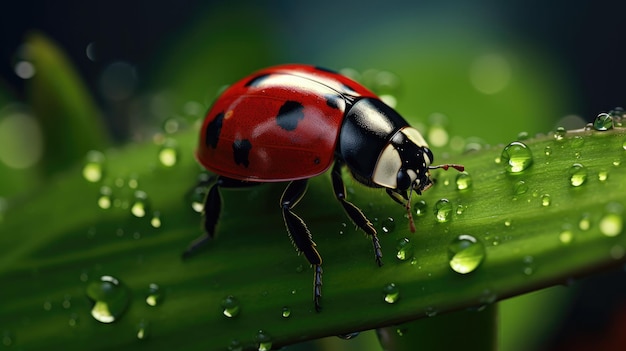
[405,186,416,233]
[429,163,465,172]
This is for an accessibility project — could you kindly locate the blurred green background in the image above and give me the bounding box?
[1,1,625,350]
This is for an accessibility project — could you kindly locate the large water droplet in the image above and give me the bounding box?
[600,203,624,237]
[255,330,273,351]
[434,199,453,223]
[501,141,533,173]
[414,200,427,216]
[221,295,240,318]
[145,283,163,306]
[395,237,414,261]
[568,163,588,187]
[448,235,486,274]
[158,139,179,167]
[131,190,149,218]
[383,283,400,303]
[82,150,106,183]
[85,275,130,323]
[455,172,473,190]
[593,112,614,131]
[381,217,395,233]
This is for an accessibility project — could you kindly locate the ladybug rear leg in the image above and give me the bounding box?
[331,162,383,266]
[280,179,324,312]
[183,176,258,259]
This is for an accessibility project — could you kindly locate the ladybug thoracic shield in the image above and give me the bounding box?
[189,64,464,312]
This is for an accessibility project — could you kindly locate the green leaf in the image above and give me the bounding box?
[1,125,626,350]
[25,32,109,176]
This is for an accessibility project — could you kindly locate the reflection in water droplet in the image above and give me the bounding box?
[281,306,291,318]
[554,127,566,141]
[593,112,614,131]
[146,283,163,306]
[86,275,130,323]
[131,191,149,218]
[396,238,413,261]
[434,199,453,223]
[136,320,149,340]
[568,163,587,187]
[221,296,240,318]
[414,200,427,216]
[455,172,473,190]
[158,139,179,167]
[448,235,486,274]
[501,141,533,173]
[381,217,395,233]
[541,194,551,207]
[383,283,400,303]
[255,330,272,351]
[82,150,106,183]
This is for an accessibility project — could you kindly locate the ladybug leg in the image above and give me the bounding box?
[331,162,383,266]
[280,179,323,312]
[386,188,408,205]
[183,176,257,259]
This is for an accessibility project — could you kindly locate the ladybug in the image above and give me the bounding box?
[187,64,463,311]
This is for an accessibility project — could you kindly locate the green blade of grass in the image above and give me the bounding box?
[1,125,625,350]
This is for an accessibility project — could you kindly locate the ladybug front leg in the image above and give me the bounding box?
[280,179,324,312]
[331,162,383,266]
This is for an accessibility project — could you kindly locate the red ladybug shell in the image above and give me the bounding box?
[196,64,378,182]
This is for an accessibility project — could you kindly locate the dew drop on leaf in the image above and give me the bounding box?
[434,199,453,223]
[501,141,533,173]
[568,163,587,187]
[382,283,400,304]
[85,275,130,323]
[593,112,614,131]
[447,234,485,274]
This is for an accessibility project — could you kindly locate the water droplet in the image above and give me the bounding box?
[522,256,535,275]
[2,330,15,346]
[82,150,106,183]
[68,313,79,327]
[541,194,551,207]
[504,219,512,227]
[131,191,149,218]
[281,306,291,318]
[424,306,439,317]
[576,214,590,232]
[501,141,533,173]
[395,237,414,261]
[86,275,130,323]
[228,339,243,351]
[145,283,163,306]
[455,172,472,190]
[559,228,573,244]
[381,217,395,233]
[448,235,485,274]
[513,180,528,195]
[158,139,179,167]
[150,211,162,228]
[337,331,361,340]
[600,203,624,237]
[62,294,72,309]
[414,200,427,216]
[136,320,149,340]
[517,131,529,140]
[622,139,626,151]
[190,185,206,213]
[383,283,400,303]
[43,300,52,311]
[456,205,465,215]
[568,163,588,187]
[255,330,272,351]
[221,296,240,318]
[554,127,566,141]
[544,146,553,156]
[97,186,112,209]
[593,112,614,131]
[434,199,453,223]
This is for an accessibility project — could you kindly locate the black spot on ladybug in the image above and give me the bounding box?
[244,73,270,87]
[276,100,305,131]
[314,157,321,165]
[314,66,339,74]
[232,139,252,167]
[205,112,225,149]
[324,94,341,110]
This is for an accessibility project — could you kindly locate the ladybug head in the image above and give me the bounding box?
[372,127,464,197]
